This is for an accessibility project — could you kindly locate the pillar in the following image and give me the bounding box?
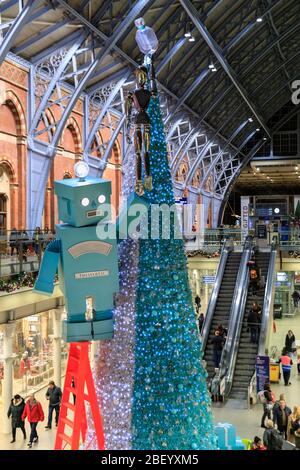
[2,321,16,434]
[51,309,62,388]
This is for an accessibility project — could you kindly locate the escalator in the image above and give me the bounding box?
[229,252,270,400]
[203,250,242,380]
[221,241,277,402]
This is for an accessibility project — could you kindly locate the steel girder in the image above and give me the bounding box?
[27,0,149,229]
[179,0,271,137]
[0,0,37,65]
[199,121,248,193]
[213,131,257,198]
[185,104,244,185]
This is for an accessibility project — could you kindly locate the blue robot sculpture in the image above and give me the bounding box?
[34,161,147,343]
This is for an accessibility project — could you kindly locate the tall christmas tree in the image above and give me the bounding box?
[131,95,217,450]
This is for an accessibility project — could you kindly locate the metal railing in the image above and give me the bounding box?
[201,239,231,351]
[0,229,54,279]
[218,236,254,397]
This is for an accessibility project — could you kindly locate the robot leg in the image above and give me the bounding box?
[134,125,144,196]
[62,297,93,343]
[143,124,152,191]
[92,296,114,341]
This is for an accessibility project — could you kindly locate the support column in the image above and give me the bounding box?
[51,309,62,388]
[212,197,222,228]
[2,321,16,434]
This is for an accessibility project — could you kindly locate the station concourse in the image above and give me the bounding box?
[0,0,300,453]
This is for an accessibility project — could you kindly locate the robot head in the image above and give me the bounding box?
[54,168,112,228]
[134,66,147,87]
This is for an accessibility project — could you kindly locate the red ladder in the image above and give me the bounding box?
[55,342,105,450]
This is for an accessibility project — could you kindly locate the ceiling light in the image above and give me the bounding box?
[267,176,270,179]
[209,63,214,69]
[256,17,263,22]
[256,128,260,131]
[263,137,267,140]
[248,117,253,122]
[184,31,191,38]
[298,175,300,179]
[211,67,217,72]
[256,167,260,171]
[295,166,298,170]
[189,36,195,42]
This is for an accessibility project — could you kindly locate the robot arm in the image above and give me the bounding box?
[125,92,134,144]
[34,239,61,295]
[116,192,150,242]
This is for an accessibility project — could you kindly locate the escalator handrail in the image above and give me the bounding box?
[258,240,277,356]
[219,236,253,396]
[202,239,230,352]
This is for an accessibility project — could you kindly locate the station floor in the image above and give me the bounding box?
[0,313,299,450]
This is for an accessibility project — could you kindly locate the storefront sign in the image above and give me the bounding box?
[256,355,270,393]
[241,197,250,240]
[202,275,216,284]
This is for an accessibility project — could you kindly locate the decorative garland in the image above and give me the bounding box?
[0,272,36,293]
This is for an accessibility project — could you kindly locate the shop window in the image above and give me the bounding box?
[0,193,7,232]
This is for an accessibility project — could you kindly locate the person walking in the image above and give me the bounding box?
[260,383,274,428]
[279,348,293,386]
[273,399,292,439]
[21,393,44,448]
[211,330,224,368]
[45,380,62,429]
[7,394,26,443]
[285,330,296,355]
[216,323,227,339]
[263,420,284,450]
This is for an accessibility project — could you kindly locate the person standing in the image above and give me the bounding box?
[251,436,266,450]
[198,313,205,333]
[45,380,62,429]
[195,295,201,313]
[21,393,44,448]
[273,399,292,439]
[211,330,224,368]
[263,420,283,450]
[287,406,300,443]
[292,290,300,308]
[285,330,296,355]
[247,308,259,344]
[7,394,26,443]
[279,348,293,386]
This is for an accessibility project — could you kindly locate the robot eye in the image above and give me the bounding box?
[81,197,90,207]
[98,195,106,204]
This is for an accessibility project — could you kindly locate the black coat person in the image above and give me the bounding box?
[285,330,295,354]
[7,395,26,442]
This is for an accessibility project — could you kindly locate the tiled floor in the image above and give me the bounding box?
[0,312,299,450]
[213,311,300,442]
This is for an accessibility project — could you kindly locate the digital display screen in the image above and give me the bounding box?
[277,272,288,282]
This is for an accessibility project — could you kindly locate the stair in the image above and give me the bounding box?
[230,252,270,400]
[204,251,242,380]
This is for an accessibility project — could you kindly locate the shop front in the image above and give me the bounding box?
[0,310,68,407]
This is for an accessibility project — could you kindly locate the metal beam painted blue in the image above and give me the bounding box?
[84,74,129,155]
[0,0,18,14]
[179,0,271,137]
[29,41,84,134]
[98,116,126,177]
[199,121,248,191]
[0,0,36,64]
[50,0,150,151]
